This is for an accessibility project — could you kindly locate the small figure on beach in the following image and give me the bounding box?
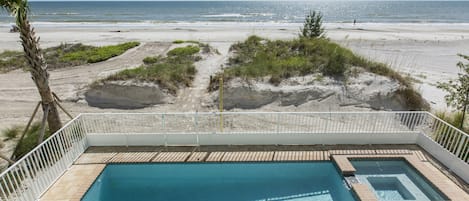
[353,19,357,25]
[9,25,19,33]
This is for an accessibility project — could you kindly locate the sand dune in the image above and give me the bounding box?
[0,22,468,131]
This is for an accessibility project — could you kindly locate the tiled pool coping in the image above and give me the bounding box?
[39,145,469,201]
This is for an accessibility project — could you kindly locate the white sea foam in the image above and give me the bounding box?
[202,13,248,18]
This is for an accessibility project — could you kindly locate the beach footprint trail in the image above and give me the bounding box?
[174,42,230,112]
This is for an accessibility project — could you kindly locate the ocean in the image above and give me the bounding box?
[1,1,469,25]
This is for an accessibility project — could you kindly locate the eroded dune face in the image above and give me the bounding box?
[213,73,424,111]
[84,71,424,111]
[85,81,174,109]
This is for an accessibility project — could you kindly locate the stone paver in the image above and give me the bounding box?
[352,184,378,201]
[75,152,117,164]
[40,164,105,201]
[331,155,356,176]
[411,150,428,161]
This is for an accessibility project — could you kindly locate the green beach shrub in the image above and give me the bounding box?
[2,126,21,141]
[172,40,185,44]
[105,45,200,94]
[61,41,140,63]
[2,122,51,159]
[0,42,140,73]
[437,54,469,129]
[300,10,325,38]
[0,50,27,73]
[167,45,200,57]
[143,56,160,64]
[435,111,466,131]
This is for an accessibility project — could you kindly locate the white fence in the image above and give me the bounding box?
[418,113,469,183]
[83,112,425,146]
[0,111,467,200]
[0,116,87,201]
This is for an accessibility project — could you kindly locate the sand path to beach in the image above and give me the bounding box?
[173,42,231,112]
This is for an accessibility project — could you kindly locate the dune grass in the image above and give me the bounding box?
[217,36,411,85]
[435,111,467,132]
[105,45,200,94]
[167,45,200,57]
[172,40,200,44]
[0,42,140,73]
[210,35,427,110]
[2,126,21,141]
[61,41,140,63]
[0,51,27,73]
[1,122,51,159]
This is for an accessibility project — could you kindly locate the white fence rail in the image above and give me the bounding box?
[420,113,469,162]
[0,115,87,201]
[82,112,426,135]
[0,111,467,200]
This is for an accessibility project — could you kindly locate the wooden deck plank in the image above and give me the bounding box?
[206,152,223,162]
[375,149,411,155]
[108,152,156,163]
[187,152,207,162]
[221,152,234,162]
[152,152,191,162]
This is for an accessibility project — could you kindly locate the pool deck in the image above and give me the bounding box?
[40,145,469,201]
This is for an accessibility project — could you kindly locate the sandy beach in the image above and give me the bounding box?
[0,22,469,133]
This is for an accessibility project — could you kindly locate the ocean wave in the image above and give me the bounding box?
[202,13,249,18]
[36,12,80,16]
[3,21,469,29]
[244,13,275,17]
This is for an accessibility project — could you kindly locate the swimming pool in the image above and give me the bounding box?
[351,160,448,201]
[82,162,356,201]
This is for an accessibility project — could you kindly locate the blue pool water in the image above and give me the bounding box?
[82,162,356,201]
[351,160,448,201]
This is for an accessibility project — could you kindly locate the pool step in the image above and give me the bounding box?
[352,184,378,201]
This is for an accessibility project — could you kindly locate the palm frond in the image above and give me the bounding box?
[0,0,29,15]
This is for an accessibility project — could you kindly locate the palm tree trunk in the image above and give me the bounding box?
[16,8,62,134]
